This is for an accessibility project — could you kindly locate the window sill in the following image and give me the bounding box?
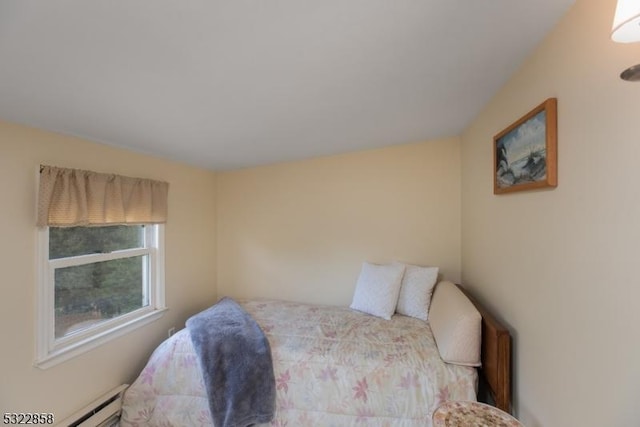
[35,308,167,370]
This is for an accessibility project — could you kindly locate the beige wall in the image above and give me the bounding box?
[0,121,217,419]
[461,0,640,425]
[217,138,461,306]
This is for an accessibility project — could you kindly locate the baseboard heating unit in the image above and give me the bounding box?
[56,384,128,427]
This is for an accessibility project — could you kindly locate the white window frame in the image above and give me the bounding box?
[35,224,166,369]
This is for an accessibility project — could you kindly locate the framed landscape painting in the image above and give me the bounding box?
[493,98,557,194]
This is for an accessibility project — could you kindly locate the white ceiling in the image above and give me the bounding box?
[0,0,574,170]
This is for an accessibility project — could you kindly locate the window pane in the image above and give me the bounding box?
[54,255,149,339]
[49,225,145,260]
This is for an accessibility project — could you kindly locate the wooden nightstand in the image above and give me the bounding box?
[433,401,523,427]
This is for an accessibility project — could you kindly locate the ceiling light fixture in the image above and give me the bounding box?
[611,0,640,81]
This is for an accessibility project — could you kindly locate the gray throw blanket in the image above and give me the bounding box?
[186,297,276,427]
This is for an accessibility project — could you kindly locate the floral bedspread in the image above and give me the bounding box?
[120,299,477,427]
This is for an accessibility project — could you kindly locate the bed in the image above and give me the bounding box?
[119,281,510,427]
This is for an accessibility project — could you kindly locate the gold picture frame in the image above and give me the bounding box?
[493,98,557,194]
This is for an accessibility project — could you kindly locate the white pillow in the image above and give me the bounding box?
[395,263,439,321]
[428,281,482,366]
[350,262,405,320]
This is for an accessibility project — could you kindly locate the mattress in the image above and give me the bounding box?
[120,299,477,426]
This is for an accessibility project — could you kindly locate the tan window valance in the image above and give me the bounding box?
[37,165,169,227]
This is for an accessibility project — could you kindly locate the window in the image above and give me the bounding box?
[36,165,168,368]
[36,224,165,368]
